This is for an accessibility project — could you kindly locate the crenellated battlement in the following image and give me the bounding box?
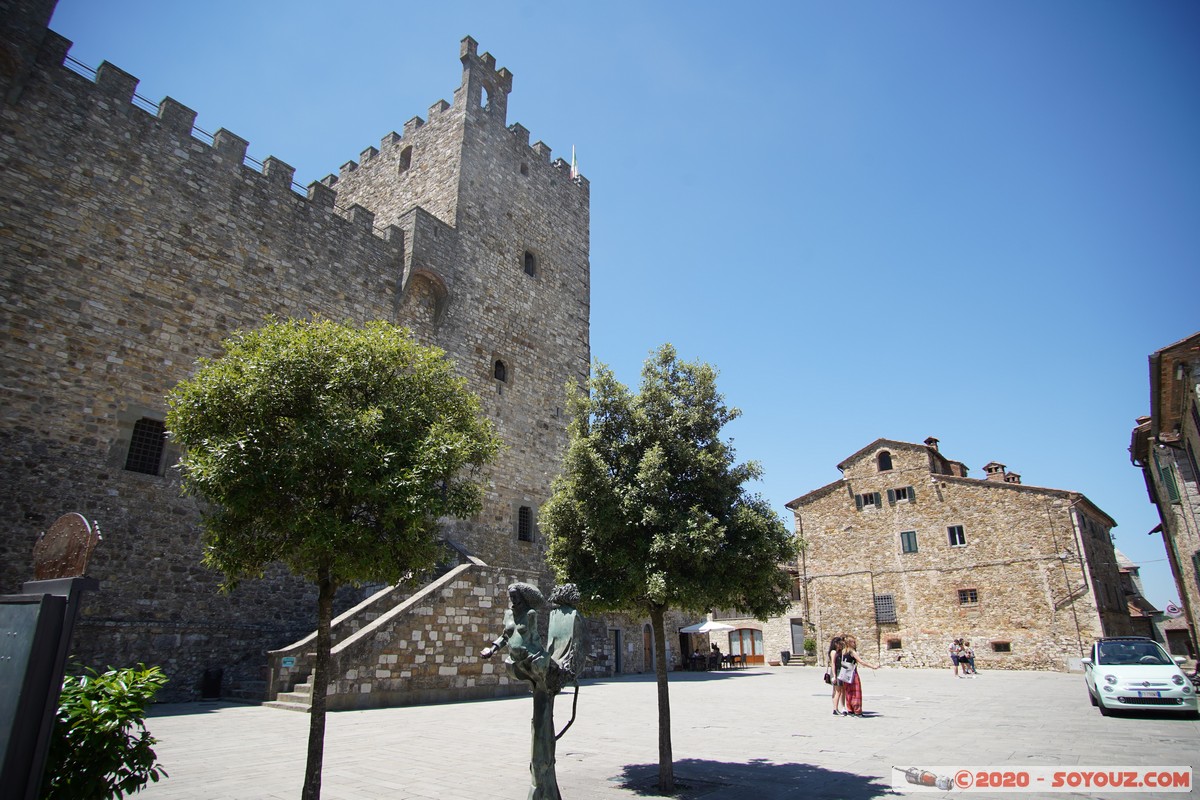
[0,6,591,707]
[37,31,404,254]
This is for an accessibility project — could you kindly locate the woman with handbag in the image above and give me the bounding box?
[827,635,846,715]
[838,635,879,717]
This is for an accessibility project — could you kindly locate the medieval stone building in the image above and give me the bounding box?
[1131,332,1200,660]
[0,0,660,705]
[768,437,1131,672]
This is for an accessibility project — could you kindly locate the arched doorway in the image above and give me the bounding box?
[727,628,764,665]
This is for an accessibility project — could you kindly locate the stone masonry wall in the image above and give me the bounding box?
[0,16,589,702]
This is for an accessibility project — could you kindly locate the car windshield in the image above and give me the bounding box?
[1096,641,1172,666]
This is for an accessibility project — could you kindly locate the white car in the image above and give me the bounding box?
[1083,637,1198,718]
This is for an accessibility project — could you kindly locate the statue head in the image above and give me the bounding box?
[508,582,545,614]
[548,583,580,608]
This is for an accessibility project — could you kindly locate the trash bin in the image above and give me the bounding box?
[781,650,791,665]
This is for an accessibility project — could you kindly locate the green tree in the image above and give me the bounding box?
[166,318,501,800]
[541,344,799,793]
[42,664,168,800]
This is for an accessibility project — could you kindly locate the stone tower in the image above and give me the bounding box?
[0,0,589,700]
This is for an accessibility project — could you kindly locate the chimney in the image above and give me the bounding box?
[924,437,939,452]
[983,461,1007,482]
[1005,472,1022,485]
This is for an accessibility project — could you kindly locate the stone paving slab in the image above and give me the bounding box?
[127,666,1199,799]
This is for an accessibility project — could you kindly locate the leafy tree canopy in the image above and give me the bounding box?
[166,317,502,589]
[542,343,798,620]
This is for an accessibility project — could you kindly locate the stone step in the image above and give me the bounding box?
[262,700,311,713]
[274,691,311,705]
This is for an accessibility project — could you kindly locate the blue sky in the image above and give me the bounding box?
[50,1,1199,609]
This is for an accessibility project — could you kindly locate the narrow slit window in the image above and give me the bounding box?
[398,146,413,173]
[494,360,507,382]
[517,506,533,542]
[524,251,537,276]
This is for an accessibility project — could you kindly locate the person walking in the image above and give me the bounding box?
[827,634,847,715]
[949,638,963,677]
[838,635,879,717]
[961,641,977,675]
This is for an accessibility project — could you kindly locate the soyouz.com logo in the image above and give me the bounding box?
[891,766,1191,793]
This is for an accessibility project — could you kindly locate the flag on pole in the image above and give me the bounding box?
[571,145,578,179]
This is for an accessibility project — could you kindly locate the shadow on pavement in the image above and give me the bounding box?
[146,701,256,718]
[615,758,894,799]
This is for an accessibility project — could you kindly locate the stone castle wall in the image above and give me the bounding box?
[0,10,588,701]
[793,442,1130,672]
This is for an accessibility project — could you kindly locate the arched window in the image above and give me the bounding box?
[877,451,893,472]
[398,145,412,173]
[494,360,507,382]
[523,250,537,276]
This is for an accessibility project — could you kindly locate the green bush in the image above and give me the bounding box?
[803,638,817,653]
[41,664,169,800]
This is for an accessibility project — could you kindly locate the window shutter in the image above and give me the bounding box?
[855,494,863,511]
[874,492,882,507]
[887,488,896,505]
[907,485,915,502]
[1155,451,1181,503]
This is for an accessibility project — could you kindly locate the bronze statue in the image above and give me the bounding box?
[482,582,585,800]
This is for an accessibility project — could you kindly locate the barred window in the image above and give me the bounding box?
[873,593,897,624]
[517,506,533,542]
[124,417,166,475]
[958,588,979,605]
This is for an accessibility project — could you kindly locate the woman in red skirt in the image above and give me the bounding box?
[838,635,880,717]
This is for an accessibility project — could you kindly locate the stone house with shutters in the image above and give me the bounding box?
[776,437,1132,672]
[1130,331,1200,660]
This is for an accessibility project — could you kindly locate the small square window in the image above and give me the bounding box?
[900,531,918,553]
[873,593,897,624]
[855,492,881,511]
[886,638,902,650]
[991,641,1011,653]
[893,486,910,502]
[958,588,978,605]
[947,525,966,547]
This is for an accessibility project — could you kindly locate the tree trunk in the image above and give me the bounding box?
[649,604,674,793]
[301,568,335,800]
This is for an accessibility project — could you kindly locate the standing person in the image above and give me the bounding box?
[962,641,977,675]
[838,635,879,717]
[827,634,846,715]
[949,638,963,677]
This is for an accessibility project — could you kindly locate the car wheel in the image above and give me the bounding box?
[1097,699,1112,716]
[1088,687,1098,706]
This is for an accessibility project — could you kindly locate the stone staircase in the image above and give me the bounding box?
[265,676,314,712]
[262,542,543,713]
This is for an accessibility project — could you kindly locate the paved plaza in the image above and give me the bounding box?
[132,666,1199,799]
